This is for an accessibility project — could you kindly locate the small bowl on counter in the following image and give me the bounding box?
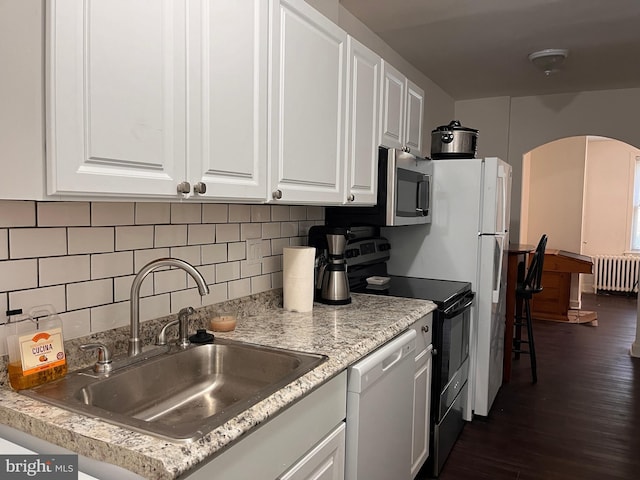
[209,310,238,332]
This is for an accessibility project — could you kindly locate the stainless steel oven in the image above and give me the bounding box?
[430,289,473,477]
[326,147,432,227]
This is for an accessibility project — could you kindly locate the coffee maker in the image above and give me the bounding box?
[308,226,351,305]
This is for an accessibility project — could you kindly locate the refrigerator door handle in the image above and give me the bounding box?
[497,165,508,234]
[492,234,507,303]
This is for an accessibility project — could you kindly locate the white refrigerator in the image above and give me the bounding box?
[384,157,511,419]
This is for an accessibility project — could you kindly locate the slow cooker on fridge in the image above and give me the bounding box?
[431,120,478,159]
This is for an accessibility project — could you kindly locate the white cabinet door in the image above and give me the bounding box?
[379,60,405,151]
[379,61,425,156]
[270,0,347,205]
[405,80,425,155]
[344,36,380,206]
[411,345,433,478]
[47,0,187,197]
[187,0,268,202]
[279,422,345,480]
[410,314,433,478]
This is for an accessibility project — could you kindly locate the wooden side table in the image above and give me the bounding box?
[503,244,534,383]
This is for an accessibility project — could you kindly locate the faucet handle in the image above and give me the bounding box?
[156,319,179,346]
[179,306,195,319]
[80,343,113,374]
[177,306,196,348]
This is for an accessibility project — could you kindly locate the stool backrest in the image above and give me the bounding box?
[524,234,548,293]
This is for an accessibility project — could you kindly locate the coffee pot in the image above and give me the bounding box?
[308,226,351,305]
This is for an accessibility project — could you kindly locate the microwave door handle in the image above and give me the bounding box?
[416,175,429,215]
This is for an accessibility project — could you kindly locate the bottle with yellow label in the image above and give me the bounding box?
[6,306,68,390]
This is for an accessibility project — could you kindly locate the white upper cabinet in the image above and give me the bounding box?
[405,80,425,154]
[187,0,268,201]
[269,0,347,205]
[344,36,380,206]
[47,0,187,197]
[47,0,267,201]
[380,60,406,152]
[380,60,425,156]
[45,0,419,205]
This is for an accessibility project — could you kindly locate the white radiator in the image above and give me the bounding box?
[593,255,640,293]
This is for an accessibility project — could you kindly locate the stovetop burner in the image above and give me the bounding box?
[345,236,472,307]
[352,275,471,308]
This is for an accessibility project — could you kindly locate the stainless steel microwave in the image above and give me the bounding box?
[326,147,432,227]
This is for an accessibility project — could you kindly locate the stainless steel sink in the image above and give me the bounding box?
[22,339,326,442]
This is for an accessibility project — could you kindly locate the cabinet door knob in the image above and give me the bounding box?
[402,146,411,153]
[347,194,355,202]
[193,182,207,195]
[421,325,429,333]
[177,181,191,194]
[272,189,283,200]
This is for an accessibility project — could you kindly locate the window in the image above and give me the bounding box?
[631,156,640,250]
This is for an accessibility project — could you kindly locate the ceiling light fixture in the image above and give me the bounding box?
[528,48,569,76]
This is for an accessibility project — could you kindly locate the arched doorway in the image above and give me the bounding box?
[520,135,640,297]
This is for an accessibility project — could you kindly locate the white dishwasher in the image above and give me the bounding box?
[345,329,416,480]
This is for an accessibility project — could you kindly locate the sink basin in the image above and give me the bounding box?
[22,339,326,442]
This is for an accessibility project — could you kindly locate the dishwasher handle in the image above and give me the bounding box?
[381,349,403,372]
[347,329,416,394]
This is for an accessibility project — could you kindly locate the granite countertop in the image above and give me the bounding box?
[0,293,435,479]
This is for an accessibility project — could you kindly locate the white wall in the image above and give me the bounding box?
[583,139,639,257]
[455,96,511,161]
[524,136,586,253]
[524,137,587,306]
[455,88,640,243]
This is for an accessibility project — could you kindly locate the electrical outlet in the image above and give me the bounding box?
[246,239,263,266]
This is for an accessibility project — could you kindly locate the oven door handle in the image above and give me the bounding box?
[443,292,475,319]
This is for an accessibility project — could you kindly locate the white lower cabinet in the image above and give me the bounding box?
[279,423,345,480]
[410,314,434,478]
[185,371,347,480]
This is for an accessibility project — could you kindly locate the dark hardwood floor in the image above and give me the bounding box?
[432,293,640,480]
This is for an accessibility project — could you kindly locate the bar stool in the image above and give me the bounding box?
[513,234,547,384]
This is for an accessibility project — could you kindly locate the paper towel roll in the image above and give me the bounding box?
[283,246,316,312]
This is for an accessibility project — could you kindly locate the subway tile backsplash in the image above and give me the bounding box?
[0,200,322,355]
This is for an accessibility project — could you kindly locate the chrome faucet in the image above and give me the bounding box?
[129,258,210,356]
